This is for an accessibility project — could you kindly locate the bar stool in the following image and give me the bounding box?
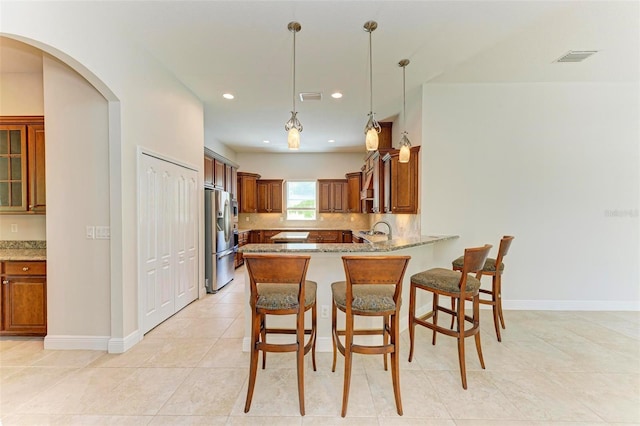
[331,255,411,417]
[408,244,492,389]
[452,236,514,341]
[243,254,317,416]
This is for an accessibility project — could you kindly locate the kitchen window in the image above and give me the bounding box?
[285,180,316,220]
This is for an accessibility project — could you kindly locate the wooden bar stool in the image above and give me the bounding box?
[331,255,411,417]
[452,236,514,341]
[243,254,317,416]
[408,244,491,389]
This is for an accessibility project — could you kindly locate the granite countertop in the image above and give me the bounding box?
[0,241,47,261]
[240,235,458,253]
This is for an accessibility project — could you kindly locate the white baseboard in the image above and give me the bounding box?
[108,329,142,353]
[44,335,110,351]
[504,300,640,311]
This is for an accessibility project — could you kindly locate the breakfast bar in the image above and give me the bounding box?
[239,235,458,352]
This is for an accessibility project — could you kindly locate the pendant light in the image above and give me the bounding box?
[398,59,412,163]
[363,20,381,151]
[285,22,302,150]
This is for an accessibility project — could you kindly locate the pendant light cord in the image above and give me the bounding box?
[369,29,373,113]
[292,28,296,113]
[402,64,406,130]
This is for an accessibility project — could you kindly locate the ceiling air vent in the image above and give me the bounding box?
[554,50,598,63]
[299,92,322,102]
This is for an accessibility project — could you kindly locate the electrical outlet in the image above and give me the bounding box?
[86,226,95,239]
[321,305,329,318]
[10,224,18,232]
[245,217,249,222]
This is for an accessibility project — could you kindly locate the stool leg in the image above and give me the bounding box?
[491,274,502,342]
[449,297,456,329]
[408,283,416,362]
[331,301,338,372]
[383,315,389,371]
[296,308,305,416]
[473,294,486,370]
[244,310,261,412]
[261,313,267,369]
[432,293,439,346]
[341,314,354,417]
[311,303,317,371]
[497,273,506,329]
[455,297,467,390]
[390,312,403,416]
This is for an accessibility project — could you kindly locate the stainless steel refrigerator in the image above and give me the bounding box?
[205,189,235,293]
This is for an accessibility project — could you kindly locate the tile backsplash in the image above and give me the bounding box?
[239,212,421,239]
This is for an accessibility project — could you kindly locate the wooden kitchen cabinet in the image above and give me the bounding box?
[226,165,237,199]
[256,179,283,213]
[341,230,353,243]
[345,172,362,213]
[204,156,214,186]
[382,146,421,214]
[235,230,250,268]
[213,159,225,190]
[237,172,261,213]
[318,179,348,213]
[1,260,47,336]
[0,116,45,214]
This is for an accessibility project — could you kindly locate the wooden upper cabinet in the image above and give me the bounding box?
[27,124,45,213]
[383,146,420,214]
[0,116,45,214]
[318,179,348,213]
[345,172,362,213]
[225,165,237,199]
[256,179,283,213]
[237,172,260,213]
[378,122,393,149]
[213,159,225,190]
[204,156,214,186]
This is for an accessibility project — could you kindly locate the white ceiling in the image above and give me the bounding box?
[1,1,638,154]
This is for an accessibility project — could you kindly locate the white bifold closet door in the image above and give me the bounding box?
[139,153,198,334]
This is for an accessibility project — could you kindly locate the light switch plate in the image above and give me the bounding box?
[86,226,95,239]
[95,226,111,239]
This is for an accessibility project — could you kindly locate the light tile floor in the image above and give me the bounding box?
[1,266,639,425]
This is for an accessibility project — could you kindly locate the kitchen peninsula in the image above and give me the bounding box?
[239,234,458,352]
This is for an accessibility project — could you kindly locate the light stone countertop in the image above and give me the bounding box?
[0,249,47,261]
[240,234,458,253]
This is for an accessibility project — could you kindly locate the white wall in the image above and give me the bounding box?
[43,55,111,338]
[236,152,364,179]
[0,38,46,240]
[422,82,639,309]
[2,2,205,350]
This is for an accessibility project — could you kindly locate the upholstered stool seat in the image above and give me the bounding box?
[257,281,317,310]
[411,268,481,294]
[331,281,395,313]
[408,244,492,389]
[451,236,514,342]
[331,256,410,417]
[243,254,317,416]
[451,257,503,272]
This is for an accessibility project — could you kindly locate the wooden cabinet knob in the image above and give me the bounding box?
[2,280,8,285]
[22,266,29,271]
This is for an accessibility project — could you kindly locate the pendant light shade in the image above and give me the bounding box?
[398,59,412,163]
[285,22,302,150]
[363,21,380,151]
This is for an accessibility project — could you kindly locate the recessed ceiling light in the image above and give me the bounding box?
[222,93,235,100]
[331,92,343,99]
[263,140,270,144]
[328,139,335,143]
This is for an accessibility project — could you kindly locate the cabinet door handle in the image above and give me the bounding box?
[22,266,30,271]
[2,280,8,285]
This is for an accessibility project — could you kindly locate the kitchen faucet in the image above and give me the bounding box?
[371,220,393,241]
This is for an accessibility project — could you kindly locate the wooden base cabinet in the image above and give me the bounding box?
[1,261,47,336]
